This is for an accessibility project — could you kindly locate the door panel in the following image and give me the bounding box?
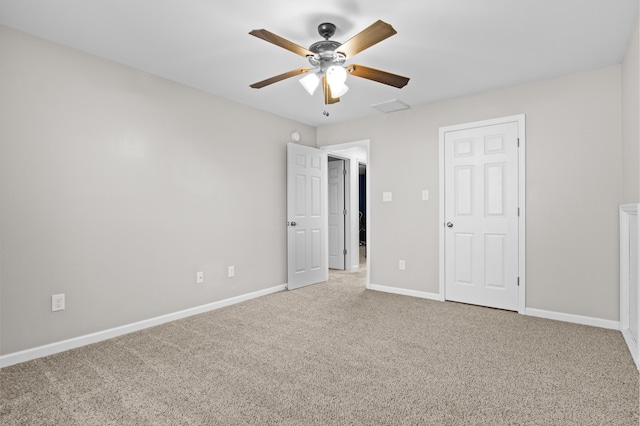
[328,159,345,269]
[455,166,474,216]
[454,233,473,284]
[294,230,306,272]
[287,143,328,290]
[444,122,519,311]
[484,234,505,288]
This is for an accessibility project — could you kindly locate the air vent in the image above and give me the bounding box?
[370,99,411,113]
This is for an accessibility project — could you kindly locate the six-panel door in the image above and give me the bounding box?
[444,122,519,311]
[287,143,328,290]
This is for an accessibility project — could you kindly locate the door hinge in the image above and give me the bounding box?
[343,209,347,215]
[343,249,347,255]
[517,277,520,286]
[517,207,520,216]
[343,169,347,176]
[517,138,520,147]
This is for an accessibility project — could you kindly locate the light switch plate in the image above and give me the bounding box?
[196,271,204,284]
[422,190,429,201]
[383,192,392,202]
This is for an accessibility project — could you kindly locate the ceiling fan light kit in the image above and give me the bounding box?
[249,20,410,113]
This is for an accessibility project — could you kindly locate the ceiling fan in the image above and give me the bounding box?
[249,20,410,106]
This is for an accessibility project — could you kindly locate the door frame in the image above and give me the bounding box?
[321,140,370,287]
[438,115,526,314]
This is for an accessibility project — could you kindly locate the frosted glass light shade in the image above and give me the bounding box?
[299,72,320,95]
[330,82,349,97]
[326,66,347,85]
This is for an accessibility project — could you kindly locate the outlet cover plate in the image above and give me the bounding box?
[52,294,65,312]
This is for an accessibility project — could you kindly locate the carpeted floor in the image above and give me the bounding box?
[1,258,639,425]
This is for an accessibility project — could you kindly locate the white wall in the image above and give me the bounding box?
[317,66,623,322]
[623,19,640,203]
[0,26,316,355]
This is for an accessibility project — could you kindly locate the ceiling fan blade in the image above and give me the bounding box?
[249,29,315,57]
[250,68,310,89]
[322,76,340,105]
[347,64,410,88]
[336,20,397,58]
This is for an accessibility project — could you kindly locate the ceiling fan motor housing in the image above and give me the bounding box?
[308,23,345,69]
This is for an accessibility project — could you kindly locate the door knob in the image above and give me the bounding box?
[290,221,297,227]
[446,222,454,228]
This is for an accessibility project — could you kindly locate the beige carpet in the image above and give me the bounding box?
[1,261,639,425]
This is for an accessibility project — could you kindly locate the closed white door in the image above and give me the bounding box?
[444,121,519,311]
[328,159,345,270]
[287,143,328,290]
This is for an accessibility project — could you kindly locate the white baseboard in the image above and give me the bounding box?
[368,283,445,301]
[368,284,620,331]
[3,284,626,369]
[525,307,620,330]
[0,284,286,368]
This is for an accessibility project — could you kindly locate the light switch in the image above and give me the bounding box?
[422,190,429,201]
[383,192,392,202]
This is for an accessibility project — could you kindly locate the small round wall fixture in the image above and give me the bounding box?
[290,131,301,142]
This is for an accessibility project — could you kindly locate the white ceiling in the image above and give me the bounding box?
[0,0,638,127]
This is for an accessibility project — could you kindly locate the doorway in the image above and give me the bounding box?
[358,162,367,258]
[322,140,370,286]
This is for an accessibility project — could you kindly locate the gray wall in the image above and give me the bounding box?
[2,21,638,357]
[623,19,640,203]
[0,26,316,355]
[317,66,623,322]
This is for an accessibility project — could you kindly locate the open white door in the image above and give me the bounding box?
[328,158,345,270]
[287,143,328,290]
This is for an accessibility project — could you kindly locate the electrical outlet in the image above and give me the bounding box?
[383,192,392,202]
[228,266,235,278]
[51,294,65,312]
[196,271,204,284]
[399,260,406,270]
